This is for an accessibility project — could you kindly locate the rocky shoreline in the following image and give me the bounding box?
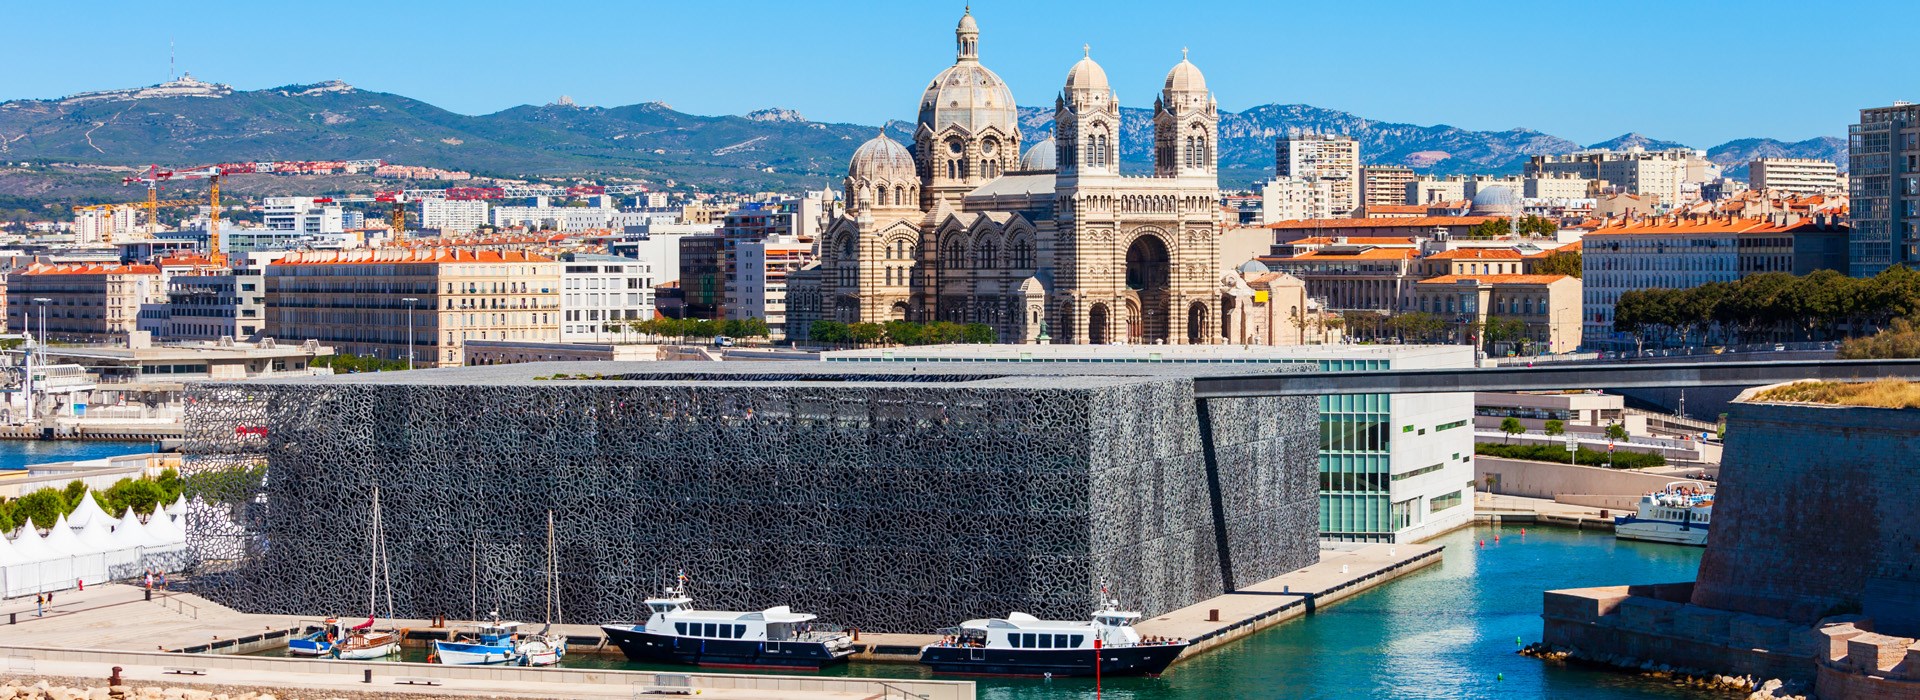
[1520,642,1811,700]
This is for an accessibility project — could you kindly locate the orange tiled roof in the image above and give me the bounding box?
[1267,216,1494,230]
[1524,240,1582,257]
[1417,274,1574,285]
[1584,216,1831,236]
[1426,248,1523,260]
[156,253,218,267]
[1290,236,1418,246]
[1265,248,1419,262]
[16,262,161,276]
[272,249,553,266]
[1364,205,1426,214]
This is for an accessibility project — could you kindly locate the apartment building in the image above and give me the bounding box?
[5,263,164,342]
[1749,158,1841,196]
[1411,274,1583,353]
[1260,244,1417,312]
[1528,148,1716,207]
[560,253,655,343]
[1276,131,1361,216]
[1259,176,1338,223]
[421,199,490,234]
[261,197,347,235]
[490,199,614,232]
[265,249,560,367]
[134,256,268,342]
[1361,165,1417,208]
[678,234,725,319]
[1580,216,1847,349]
[727,235,815,339]
[1848,102,1920,276]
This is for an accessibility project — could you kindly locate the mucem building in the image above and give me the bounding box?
[181,362,1321,632]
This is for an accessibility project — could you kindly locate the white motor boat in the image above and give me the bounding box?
[1614,481,1713,546]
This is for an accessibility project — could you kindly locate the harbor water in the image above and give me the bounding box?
[0,440,157,472]
[251,525,1711,699]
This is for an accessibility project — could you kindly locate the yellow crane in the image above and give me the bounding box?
[71,195,202,243]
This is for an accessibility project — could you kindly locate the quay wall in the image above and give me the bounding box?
[1691,399,1920,635]
[179,362,1323,634]
[1475,457,1703,501]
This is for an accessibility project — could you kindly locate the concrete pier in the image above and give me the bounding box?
[1135,542,1444,658]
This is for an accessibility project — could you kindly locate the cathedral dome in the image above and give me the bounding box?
[1163,57,1207,94]
[1065,55,1110,93]
[1019,137,1057,171]
[848,133,916,181]
[1470,186,1519,217]
[918,10,1018,137]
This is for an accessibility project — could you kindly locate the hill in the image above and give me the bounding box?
[0,76,1847,202]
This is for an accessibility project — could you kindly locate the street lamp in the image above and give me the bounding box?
[402,297,419,370]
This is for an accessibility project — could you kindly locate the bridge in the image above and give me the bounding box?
[1191,358,1920,398]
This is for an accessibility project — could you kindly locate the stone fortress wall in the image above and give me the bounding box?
[177,362,1322,633]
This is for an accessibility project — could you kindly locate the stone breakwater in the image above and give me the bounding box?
[1519,643,1808,699]
[0,679,449,700]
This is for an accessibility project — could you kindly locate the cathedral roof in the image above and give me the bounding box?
[1065,54,1110,93]
[919,11,1018,137]
[848,133,916,181]
[964,173,1056,199]
[1164,55,1207,94]
[1019,138,1057,171]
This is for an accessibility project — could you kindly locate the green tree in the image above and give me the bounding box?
[734,317,771,339]
[810,321,850,345]
[961,323,997,344]
[1535,249,1582,278]
[848,322,885,346]
[1604,423,1628,441]
[1499,417,1525,444]
[1543,419,1565,437]
[13,488,67,530]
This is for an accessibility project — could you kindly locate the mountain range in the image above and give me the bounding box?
[0,77,1847,199]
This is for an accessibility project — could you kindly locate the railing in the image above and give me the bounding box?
[875,681,932,700]
[154,593,199,620]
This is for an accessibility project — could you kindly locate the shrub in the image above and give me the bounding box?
[1474,442,1665,469]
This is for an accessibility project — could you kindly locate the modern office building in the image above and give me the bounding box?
[1749,158,1841,196]
[264,249,560,366]
[136,267,268,342]
[676,234,725,319]
[1276,131,1361,216]
[261,197,347,235]
[182,361,1322,632]
[1848,102,1920,276]
[822,344,1478,544]
[559,253,655,343]
[1528,148,1716,207]
[726,235,813,338]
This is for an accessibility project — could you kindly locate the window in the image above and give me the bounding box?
[1038,634,1053,649]
[1436,419,1468,431]
[1431,490,1464,512]
[675,623,688,635]
[1070,635,1084,647]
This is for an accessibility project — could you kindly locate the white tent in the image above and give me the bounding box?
[66,491,112,530]
[8,526,53,563]
[0,528,17,567]
[41,514,90,556]
[109,509,157,550]
[164,494,189,522]
[143,508,187,545]
[74,512,119,554]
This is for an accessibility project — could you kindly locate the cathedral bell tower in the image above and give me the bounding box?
[1055,46,1119,184]
[1153,49,1218,182]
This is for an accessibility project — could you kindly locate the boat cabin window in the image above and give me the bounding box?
[675,623,687,635]
[1096,615,1129,627]
[703,623,718,637]
[1038,634,1053,649]
[1070,634,1084,647]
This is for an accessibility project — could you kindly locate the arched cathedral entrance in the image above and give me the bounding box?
[1125,235,1171,343]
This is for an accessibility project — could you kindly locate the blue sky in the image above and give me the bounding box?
[5,0,1913,147]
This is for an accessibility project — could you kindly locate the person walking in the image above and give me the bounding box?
[35,593,43,617]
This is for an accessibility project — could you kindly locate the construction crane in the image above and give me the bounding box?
[124,162,276,265]
[71,196,202,243]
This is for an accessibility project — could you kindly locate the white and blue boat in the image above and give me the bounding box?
[286,620,338,657]
[1614,481,1713,546]
[432,615,524,666]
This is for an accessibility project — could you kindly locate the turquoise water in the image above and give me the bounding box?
[0,440,156,471]
[256,525,1714,699]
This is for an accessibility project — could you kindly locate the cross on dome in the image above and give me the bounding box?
[1084,44,1090,58]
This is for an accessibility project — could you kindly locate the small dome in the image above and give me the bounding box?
[1065,55,1110,93]
[1470,186,1519,217]
[1164,58,1207,94]
[957,9,978,34]
[848,133,916,181]
[1237,259,1271,275]
[1019,138,1057,171]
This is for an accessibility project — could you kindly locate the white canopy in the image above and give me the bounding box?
[164,494,189,521]
[8,525,53,563]
[66,491,112,530]
[143,507,187,545]
[109,509,157,550]
[74,511,119,553]
[40,514,90,556]
[0,527,18,566]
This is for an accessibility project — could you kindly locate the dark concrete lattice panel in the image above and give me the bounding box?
[181,362,1320,633]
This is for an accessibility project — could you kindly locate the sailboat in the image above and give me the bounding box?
[332,487,401,660]
[514,511,568,667]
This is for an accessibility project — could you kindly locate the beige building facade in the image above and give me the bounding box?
[266,249,560,367]
[1412,274,1581,353]
[1749,157,1841,195]
[796,11,1235,345]
[5,263,164,343]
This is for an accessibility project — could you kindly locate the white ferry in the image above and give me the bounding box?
[918,600,1189,677]
[1613,481,1713,546]
[600,584,855,670]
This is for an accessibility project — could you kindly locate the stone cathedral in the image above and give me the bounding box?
[793,9,1232,345]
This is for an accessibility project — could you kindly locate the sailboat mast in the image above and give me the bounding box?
[546,510,556,626]
[369,487,380,618]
